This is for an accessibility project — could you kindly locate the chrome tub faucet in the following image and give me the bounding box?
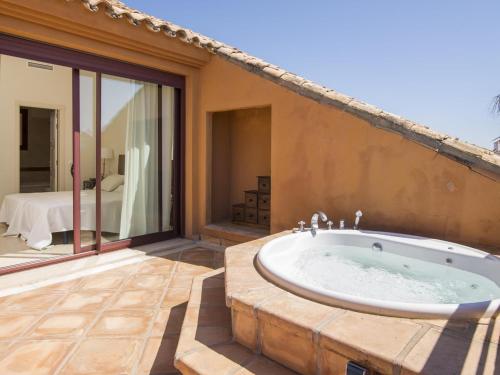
[311,211,328,235]
[354,210,363,229]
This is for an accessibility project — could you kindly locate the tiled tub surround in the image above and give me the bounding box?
[225,232,500,375]
[174,268,297,375]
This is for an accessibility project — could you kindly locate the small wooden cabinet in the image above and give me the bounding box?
[244,190,258,208]
[245,208,258,224]
[258,193,270,210]
[232,204,245,223]
[232,176,271,228]
[258,209,270,226]
[258,176,271,194]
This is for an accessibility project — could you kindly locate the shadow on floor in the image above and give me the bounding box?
[420,303,499,375]
[188,273,298,374]
[145,249,221,375]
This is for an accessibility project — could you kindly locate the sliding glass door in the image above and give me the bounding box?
[97,75,177,247]
[76,71,181,254]
[0,34,184,272]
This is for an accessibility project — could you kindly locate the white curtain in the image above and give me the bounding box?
[119,81,158,238]
[162,86,175,231]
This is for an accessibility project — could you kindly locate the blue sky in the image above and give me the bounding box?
[125,1,500,149]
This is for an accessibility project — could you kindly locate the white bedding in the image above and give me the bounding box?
[0,190,123,250]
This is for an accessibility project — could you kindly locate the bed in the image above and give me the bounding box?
[0,186,123,250]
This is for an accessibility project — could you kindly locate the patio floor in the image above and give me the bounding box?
[0,246,223,375]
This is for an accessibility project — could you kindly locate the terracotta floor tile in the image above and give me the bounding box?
[112,262,140,275]
[109,289,163,310]
[184,305,232,327]
[123,273,171,290]
[28,312,95,338]
[235,355,299,375]
[176,262,213,276]
[60,338,142,374]
[151,304,187,337]
[135,258,176,275]
[168,275,195,289]
[88,309,154,337]
[198,274,225,289]
[180,249,215,265]
[178,343,254,375]
[190,286,226,306]
[158,251,182,261]
[176,325,233,356]
[77,273,125,290]
[137,336,179,375]
[320,312,423,374]
[0,291,64,312]
[0,314,39,339]
[161,288,191,308]
[0,339,74,375]
[0,341,11,357]
[401,327,499,375]
[213,251,225,268]
[38,279,82,293]
[54,290,114,312]
[257,292,339,335]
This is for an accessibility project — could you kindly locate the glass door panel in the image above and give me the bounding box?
[79,70,97,249]
[101,74,165,242]
[162,86,176,232]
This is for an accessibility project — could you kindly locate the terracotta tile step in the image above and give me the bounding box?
[174,268,297,375]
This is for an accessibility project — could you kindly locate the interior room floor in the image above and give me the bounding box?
[0,225,120,269]
[0,245,223,374]
[0,224,73,269]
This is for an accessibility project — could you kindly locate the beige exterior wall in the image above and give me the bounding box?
[198,57,500,252]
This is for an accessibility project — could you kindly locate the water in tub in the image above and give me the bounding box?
[288,245,500,304]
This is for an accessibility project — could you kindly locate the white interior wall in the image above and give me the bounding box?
[0,54,73,204]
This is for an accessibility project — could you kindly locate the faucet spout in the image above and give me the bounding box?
[311,211,328,235]
[354,210,363,230]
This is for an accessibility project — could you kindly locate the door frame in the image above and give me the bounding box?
[0,33,185,273]
[49,109,59,192]
[18,105,61,193]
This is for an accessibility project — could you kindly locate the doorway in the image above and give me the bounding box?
[19,107,58,193]
[209,107,271,241]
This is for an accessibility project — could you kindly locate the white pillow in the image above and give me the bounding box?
[113,184,124,192]
[101,174,124,192]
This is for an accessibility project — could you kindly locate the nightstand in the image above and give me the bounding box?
[83,179,96,190]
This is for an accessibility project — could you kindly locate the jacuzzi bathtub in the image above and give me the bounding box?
[256,230,500,319]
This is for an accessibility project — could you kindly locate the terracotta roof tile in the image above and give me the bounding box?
[65,0,500,175]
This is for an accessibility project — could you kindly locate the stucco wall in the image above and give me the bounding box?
[198,56,500,252]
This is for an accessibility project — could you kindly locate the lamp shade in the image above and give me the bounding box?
[101,147,114,160]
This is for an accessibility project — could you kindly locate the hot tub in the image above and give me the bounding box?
[256,230,500,319]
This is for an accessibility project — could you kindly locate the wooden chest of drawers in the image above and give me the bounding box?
[232,204,245,223]
[232,176,271,228]
[258,209,270,226]
[245,190,258,208]
[245,207,258,224]
[258,193,270,210]
[258,176,271,194]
